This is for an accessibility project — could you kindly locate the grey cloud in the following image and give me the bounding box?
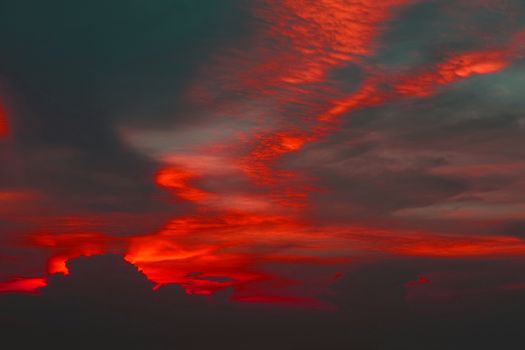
[0,1,254,235]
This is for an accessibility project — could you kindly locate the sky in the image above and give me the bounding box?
[1,0,525,348]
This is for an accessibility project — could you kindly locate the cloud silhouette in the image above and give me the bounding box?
[2,254,525,349]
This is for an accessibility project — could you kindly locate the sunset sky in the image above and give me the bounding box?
[1,0,525,348]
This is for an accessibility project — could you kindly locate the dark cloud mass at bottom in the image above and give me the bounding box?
[1,254,525,350]
[1,0,525,348]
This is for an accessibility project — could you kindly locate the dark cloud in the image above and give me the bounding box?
[2,254,525,349]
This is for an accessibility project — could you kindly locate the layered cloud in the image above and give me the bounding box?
[1,0,525,309]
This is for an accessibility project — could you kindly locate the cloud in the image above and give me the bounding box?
[2,254,525,349]
[1,2,525,346]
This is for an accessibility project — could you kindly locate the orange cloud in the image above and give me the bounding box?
[395,49,511,97]
[28,232,116,274]
[0,277,47,293]
[155,167,210,202]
